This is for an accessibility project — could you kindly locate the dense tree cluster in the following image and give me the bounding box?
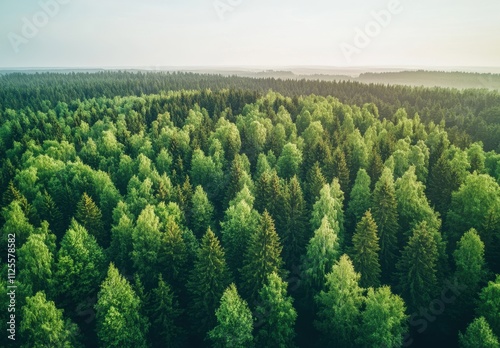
[0,72,499,347]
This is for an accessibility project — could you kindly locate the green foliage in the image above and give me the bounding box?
[277,142,303,179]
[351,210,381,288]
[20,291,81,348]
[459,317,500,348]
[189,185,214,237]
[315,254,364,347]
[148,275,183,348]
[357,286,408,348]
[55,220,107,307]
[75,192,106,247]
[397,221,439,312]
[302,216,340,291]
[477,276,500,338]
[95,264,149,348]
[255,272,298,348]
[346,168,372,238]
[208,284,254,348]
[187,228,232,334]
[241,210,285,301]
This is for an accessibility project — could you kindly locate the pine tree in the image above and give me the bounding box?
[241,210,285,301]
[315,254,364,347]
[372,167,400,281]
[95,264,149,348]
[37,190,64,239]
[75,192,106,247]
[187,228,232,334]
[351,210,381,288]
[333,148,350,195]
[255,272,297,348]
[282,176,308,268]
[160,217,188,289]
[368,145,384,189]
[148,275,183,348]
[459,317,500,348]
[208,284,254,348]
[305,162,326,208]
[397,221,439,312]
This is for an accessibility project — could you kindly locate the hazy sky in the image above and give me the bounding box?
[0,0,499,68]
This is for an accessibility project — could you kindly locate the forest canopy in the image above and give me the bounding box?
[1,72,499,347]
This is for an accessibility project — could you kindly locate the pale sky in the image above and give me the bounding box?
[0,0,499,68]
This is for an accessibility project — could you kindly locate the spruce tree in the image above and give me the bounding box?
[351,210,381,288]
[255,272,298,348]
[148,275,183,348]
[189,185,214,238]
[187,228,232,334]
[75,192,106,247]
[241,210,285,301]
[372,167,400,281]
[397,221,439,312]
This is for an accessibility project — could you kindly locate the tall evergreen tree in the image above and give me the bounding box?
[281,175,308,268]
[305,161,326,208]
[351,210,381,288]
[477,276,500,338]
[75,192,106,247]
[397,221,439,312]
[255,272,298,348]
[371,167,400,281]
[148,275,183,348]
[187,228,232,334]
[208,284,254,348]
[241,210,285,301]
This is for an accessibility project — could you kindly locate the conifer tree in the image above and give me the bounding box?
[241,210,285,301]
[187,228,232,334]
[189,185,214,238]
[255,272,297,348]
[346,168,372,238]
[208,284,254,348]
[372,167,400,280]
[75,192,106,247]
[282,176,308,268]
[95,264,149,348]
[351,210,381,288]
[397,221,439,312]
[148,275,183,348]
[459,317,500,348]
